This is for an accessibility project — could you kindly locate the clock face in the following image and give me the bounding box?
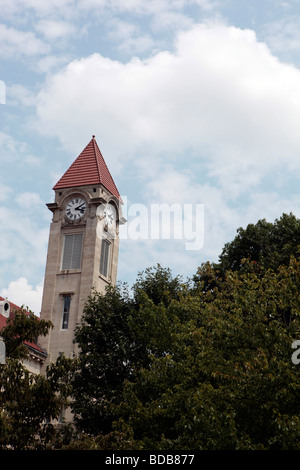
[103,204,115,227]
[65,197,87,221]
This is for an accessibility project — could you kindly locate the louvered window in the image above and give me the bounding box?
[100,238,110,277]
[62,233,83,270]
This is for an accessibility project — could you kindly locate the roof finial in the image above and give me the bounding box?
[92,135,95,139]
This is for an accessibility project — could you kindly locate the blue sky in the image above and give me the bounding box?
[0,0,300,314]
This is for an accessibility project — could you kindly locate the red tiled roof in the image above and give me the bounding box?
[0,296,46,356]
[53,136,123,202]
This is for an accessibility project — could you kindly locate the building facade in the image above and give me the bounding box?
[0,136,124,377]
[39,136,125,369]
[0,297,47,372]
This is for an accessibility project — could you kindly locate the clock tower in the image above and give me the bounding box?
[39,136,125,368]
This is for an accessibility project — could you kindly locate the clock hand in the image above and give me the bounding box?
[75,204,86,210]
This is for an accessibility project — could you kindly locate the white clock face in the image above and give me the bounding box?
[103,204,115,227]
[65,197,87,221]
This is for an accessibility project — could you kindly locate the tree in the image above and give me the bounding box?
[133,264,183,307]
[0,307,74,449]
[69,214,300,449]
[193,212,300,295]
[70,260,300,450]
[111,259,300,449]
[71,266,185,436]
[1,308,51,359]
[71,284,137,435]
[218,212,300,273]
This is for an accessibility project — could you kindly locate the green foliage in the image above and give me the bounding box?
[0,307,74,449]
[71,260,300,450]
[133,264,183,306]
[3,212,300,450]
[1,307,52,359]
[71,268,186,436]
[72,284,137,434]
[0,356,73,449]
[218,212,300,273]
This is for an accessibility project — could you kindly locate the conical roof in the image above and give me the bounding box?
[53,136,122,202]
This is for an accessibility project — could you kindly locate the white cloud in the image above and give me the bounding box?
[141,165,239,258]
[35,55,71,74]
[35,22,300,196]
[0,204,49,294]
[0,0,219,63]
[107,18,156,55]
[0,132,41,165]
[120,163,300,282]
[261,16,300,55]
[0,277,43,315]
[7,84,36,107]
[0,0,217,29]
[35,20,76,40]
[0,24,49,58]
[15,192,43,208]
[0,0,76,21]
[76,0,217,16]
[148,8,194,33]
[0,185,13,203]
[0,132,26,161]
[8,19,298,287]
